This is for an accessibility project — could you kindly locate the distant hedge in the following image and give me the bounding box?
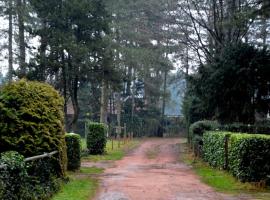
[65,133,81,171]
[203,131,231,169]
[222,122,270,135]
[203,131,270,183]
[189,120,220,156]
[190,120,220,137]
[87,122,107,155]
[0,80,67,177]
[229,134,270,182]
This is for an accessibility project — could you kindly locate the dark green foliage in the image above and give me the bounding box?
[203,132,231,169]
[0,151,61,200]
[0,151,27,200]
[229,134,270,182]
[189,121,220,156]
[222,122,270,135]
[190,120,220,137]
[87,122,107,155]
[65,133,81,171]
[0,80,67,177]
[184,43,270,124]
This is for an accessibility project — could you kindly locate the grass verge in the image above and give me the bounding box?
[82,139,140,162]
[182,147,270,200]
[52,167,103,200]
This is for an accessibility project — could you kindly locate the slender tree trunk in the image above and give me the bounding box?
[39,21,47,81]
[17,0,26,77]
[116,92,121,137]
[100,80,108,124]
[161,64,168,138]
[8,0,13,82]
[70,76,79,132]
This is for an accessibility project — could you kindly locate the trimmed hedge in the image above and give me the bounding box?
[189,120,220,156]
[203,131,270,183]
[87,122,107,155]
[190,120,220,137]
[0,151,61,200]
[203,131,231,169]
[0,80,67,177]
[65,133,81,171]
[229,134,270,182]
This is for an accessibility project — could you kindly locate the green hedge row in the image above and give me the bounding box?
[65,133,81,171]
[229,134,270,182]
[0,151,61,200]
[87,122,107,155]
[203,131,270,183]
[189,120,220,156]
[203,132,231,169]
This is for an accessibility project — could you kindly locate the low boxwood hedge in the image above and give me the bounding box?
[65,133,81,171]
[203,131,270,183]
[189,120,220,156]
[203,131,231,169]
[189,120,220,137]
[229,134,270,182]
[87,122,107,155]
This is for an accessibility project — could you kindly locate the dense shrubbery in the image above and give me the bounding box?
[189,120,220,156]
[0,80,67,176]
[65,133,81,171]
[203,131,231,169]
[87,122,107,154]
[229,134,270,182]
[203,131,270,183]
[190,120,220,137]
[223,122,270,135]
[0,151,61,200]
[0,151,27,200]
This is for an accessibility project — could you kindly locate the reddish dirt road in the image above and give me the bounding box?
[93,138,248,200]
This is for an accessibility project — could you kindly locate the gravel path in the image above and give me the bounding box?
[92,138,250,200]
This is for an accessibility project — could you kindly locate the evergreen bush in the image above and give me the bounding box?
[0,80,67,177]
[203,131,231,169]
[87,122,107,155]
[0,151,27,200]
[65,133,81,171]
[229,134,270,182]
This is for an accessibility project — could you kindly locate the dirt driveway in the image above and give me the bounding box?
[93,138,249,200]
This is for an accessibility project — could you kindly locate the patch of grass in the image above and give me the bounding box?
[53,178,97,200]
[182,147,270,199]
[80,167,104,174]
[82,139,140,162]
[53,167,103,200]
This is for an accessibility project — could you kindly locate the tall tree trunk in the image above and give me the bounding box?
[39,21,47,81]
[116,92,121,137]
[70,76,79,132]
[100,80,108,124]
[8,0,13,82]
[17,0,26,77]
